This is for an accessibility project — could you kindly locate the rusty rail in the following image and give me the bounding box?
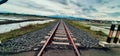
[37,21,60,56]
[37,20,80,56]
[62,21,81,56]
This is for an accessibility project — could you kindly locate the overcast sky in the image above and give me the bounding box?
[0,0,120,21]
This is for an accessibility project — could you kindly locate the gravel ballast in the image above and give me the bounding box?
[0,22,56,53]
[66,23,99,48]
[0,21,99,54]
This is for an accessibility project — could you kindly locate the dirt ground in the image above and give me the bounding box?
[1,48,120,56]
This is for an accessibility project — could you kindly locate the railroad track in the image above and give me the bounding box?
[37,20,81,56]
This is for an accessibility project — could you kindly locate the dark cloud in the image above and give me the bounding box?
[82,6,97,13]
[96,0,110,4]
[50,0,68,5]
[0,0,8,5]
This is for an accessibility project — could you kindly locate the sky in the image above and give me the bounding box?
[0,0,120,21]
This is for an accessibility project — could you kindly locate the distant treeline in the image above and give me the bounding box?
[0,13,65,19]
[0,13,45,17]
[0,13,89,20]
[0,19,45,25]
[1,13,119,24]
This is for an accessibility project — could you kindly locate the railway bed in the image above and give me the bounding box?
[37,20,81,56]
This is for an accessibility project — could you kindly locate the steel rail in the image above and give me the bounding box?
[37,21,60,56]
[37,20,80,56]
[62,21,81,56]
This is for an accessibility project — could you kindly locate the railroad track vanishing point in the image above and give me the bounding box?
[37,20,81,56]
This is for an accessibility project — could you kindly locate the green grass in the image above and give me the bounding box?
[65,20,108,41]
[0,21,55,42]
[87,23,111,27]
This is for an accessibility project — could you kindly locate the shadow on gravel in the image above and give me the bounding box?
[78,47,111,51]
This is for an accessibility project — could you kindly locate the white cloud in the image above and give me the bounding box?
[0,0,120,21]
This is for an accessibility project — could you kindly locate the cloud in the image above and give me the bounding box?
[0,0,120,21]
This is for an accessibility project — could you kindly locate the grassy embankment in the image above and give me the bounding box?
[0,21,55,42]
[65,20,108,41]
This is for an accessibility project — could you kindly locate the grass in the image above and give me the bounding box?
[65,20,108,41]
[87,22,111,27]
[0,21,55,42]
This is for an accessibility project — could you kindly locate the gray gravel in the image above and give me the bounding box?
[0,22,56,53]
[0,21,99,54]
[66,23,99,48]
